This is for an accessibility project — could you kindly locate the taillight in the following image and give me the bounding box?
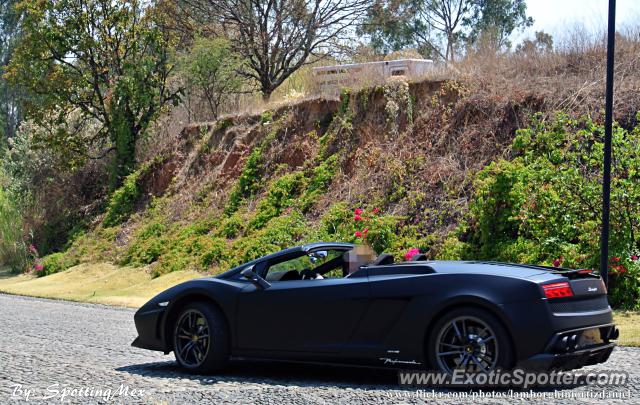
[542,282,574,299]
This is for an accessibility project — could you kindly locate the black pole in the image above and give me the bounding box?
[600,0,616,288]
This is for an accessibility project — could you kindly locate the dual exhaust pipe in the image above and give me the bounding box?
[556,334,580,352]
[555,326,619,352]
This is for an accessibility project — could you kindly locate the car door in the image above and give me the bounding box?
[235,252,370,354]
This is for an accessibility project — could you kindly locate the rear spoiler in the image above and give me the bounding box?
[468,261,602,279]
[551,268,600,279]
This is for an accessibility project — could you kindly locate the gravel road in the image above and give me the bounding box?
[0,293,637,404]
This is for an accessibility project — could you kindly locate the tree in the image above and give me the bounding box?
[361,0,532,61]
[360,0,441,59]
[0,0,23,141]
[0,169,26,272]
[178,0,370,100]
[181,37,245,119]
[5,0,181,187]
[516,31,553,55]
[463,0,532,50]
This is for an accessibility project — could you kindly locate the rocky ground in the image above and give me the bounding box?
[0,293,637,404]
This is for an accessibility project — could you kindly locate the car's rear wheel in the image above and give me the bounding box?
[427,307,514,374]
[173,302,229,373]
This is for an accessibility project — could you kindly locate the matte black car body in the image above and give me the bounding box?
[132,242,617,371]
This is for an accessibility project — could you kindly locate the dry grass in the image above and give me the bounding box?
[613,310,640,347]
[0,263,202,308]
[454,26,640,127]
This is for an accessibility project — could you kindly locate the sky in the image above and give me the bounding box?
[514,0,638,44]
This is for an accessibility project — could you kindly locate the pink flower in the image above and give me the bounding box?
[354,208,363,216]
[35,264,44,272]
[552,258,562,267]
[611,256,620,263]
[611,264,627,274]
[631,255,639,261]
[354,231,363,238]
[363,228,369,235]
[404,248,420,261]
[372,207,380,215]
[29,244,37,253]
[354,214,363,221]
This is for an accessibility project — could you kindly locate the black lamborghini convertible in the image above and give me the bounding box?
[132,242,618,374]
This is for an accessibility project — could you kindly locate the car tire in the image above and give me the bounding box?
[427,307,514,374]
[173,302,229,373]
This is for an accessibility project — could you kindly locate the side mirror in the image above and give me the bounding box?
[309,250,328,263]
[241,267,271,290]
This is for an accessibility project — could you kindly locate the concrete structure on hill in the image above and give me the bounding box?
[312,59,435,96]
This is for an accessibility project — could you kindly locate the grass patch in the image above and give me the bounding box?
[613,310,640,347]
[0,263,201,308]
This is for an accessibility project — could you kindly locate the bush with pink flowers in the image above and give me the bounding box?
[449,113,640,309]
[314,203,397,254]
[608,255,640,309]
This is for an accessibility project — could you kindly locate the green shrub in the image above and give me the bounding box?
[299,155,338,212]
[225,144,265,214]
[39,252,79,276]
[138,221,167,240]
[248,171,304,230]
[177,220,214,238]
[103,169,144,226]
[455,113,640,308]
[608,257,640,309]
[338,89,350,115]
[217,209,246,238]
[231,211,308,265]
[437,236,469,260]
[200,237,230,268]
[313,203,399,254]
[124,237,166,266]
[260,110,274,124]
[316,202,354,239]
[103,158,162,227]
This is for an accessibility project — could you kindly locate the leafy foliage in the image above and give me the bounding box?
[224,127,279,215]
[103,171,144,228]
[515,30,553,54]
[39,252,79,277]
[361,0,533,59]
[450,114,640,308]
[0,0,23,141]
[248,171,305,230]
[0,174,27,272]
[181,37,245,119]
[6,0,181,186]
[0,119,108,257]
[103,158,161,227]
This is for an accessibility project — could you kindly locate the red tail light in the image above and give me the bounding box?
[542,282,574,299]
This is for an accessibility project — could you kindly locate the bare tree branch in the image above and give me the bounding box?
[177,0,369,99]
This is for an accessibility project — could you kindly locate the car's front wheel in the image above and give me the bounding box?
[427,307,514,374]
[173,302,229,373]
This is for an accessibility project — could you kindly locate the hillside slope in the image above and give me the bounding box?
[42,78,546,277]
[12,69,640,310]
[26,68,638,290]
